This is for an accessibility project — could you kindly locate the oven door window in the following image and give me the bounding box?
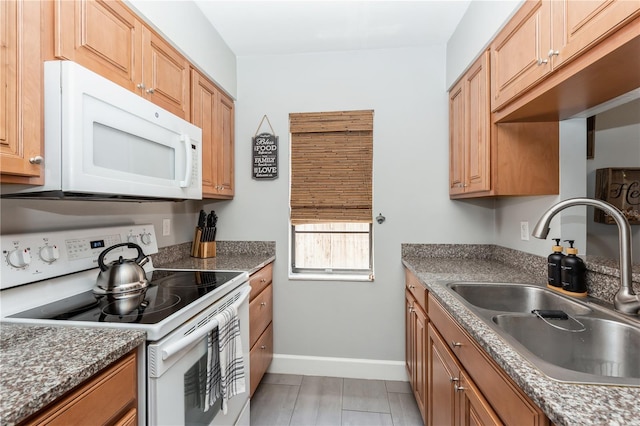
[184,350,222,425]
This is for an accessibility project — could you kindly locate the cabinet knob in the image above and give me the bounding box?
[409,285,415,289]
[537,58,548,65]
[451,341,462,348]
[261,278,267,283]
[548,49,559,57]
[146,88,155,94]
[29,156,43,165]
[449,377,459,383]
[260,302,267,307]
[136,83,146,90]
[261,345,266,350]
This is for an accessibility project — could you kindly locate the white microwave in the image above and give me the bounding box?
[2,61,202,201]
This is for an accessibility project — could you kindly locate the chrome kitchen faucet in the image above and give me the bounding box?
[532,198,640,315]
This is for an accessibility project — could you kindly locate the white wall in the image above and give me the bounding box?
[125,0,237,98]
[446,0,522,88]
[212,46,495,374]
[587,99,640,262]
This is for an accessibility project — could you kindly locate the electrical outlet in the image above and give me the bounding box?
[520,221,529,241]
[162,219,171,236]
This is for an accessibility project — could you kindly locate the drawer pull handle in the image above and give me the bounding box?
[451,341,462,348]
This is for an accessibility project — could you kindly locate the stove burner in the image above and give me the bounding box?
[100,294,181,320]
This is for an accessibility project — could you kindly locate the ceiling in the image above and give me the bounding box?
[194,1,472,56]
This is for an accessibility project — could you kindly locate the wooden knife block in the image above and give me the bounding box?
[191,228,216,258]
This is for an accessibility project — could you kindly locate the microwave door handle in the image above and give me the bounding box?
[179,135,193,188]
[161,286,251,361]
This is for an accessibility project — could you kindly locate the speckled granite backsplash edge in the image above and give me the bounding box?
[151,241,276,266]
[401,244,640,305]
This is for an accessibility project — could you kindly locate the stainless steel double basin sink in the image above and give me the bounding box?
[443,282,640,387]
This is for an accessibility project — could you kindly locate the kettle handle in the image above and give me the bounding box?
[98,243,146,272]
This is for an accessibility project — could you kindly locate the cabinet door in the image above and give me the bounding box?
[464,52,490,194]
[449,80,465,195]
[192,69,235,199]
[142,26,190,120]
[458,371,503,426]
[191,69,218,196]
[54,0,142,93]
[414,303,428,424]
[214,92,235,197]
[405,291,415,381]
[490,0,551,111]
[0,0,44,182]
[551,0,640,68]
[428,324,457,426]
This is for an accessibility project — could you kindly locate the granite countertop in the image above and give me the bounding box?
[402,252,640,426]
[0,324,145,425]
[152,240,276,275]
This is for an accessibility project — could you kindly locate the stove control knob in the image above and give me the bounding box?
[140,233,152,245]
[127,234,139,244]
[7,248,32,268]
[39,245,60,264]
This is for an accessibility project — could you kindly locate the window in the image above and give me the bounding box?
[289,110,374,280]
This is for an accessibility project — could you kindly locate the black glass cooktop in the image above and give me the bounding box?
[9,270,242,324]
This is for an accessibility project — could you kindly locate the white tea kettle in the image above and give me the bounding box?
[94,243,150,295]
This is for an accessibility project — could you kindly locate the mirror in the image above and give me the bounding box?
[585,97,640,264]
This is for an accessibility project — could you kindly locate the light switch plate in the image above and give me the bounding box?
[162,219,171,236]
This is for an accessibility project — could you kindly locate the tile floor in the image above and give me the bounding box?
[250,373,423,426]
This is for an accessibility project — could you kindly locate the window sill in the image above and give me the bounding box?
[288,272,374,282]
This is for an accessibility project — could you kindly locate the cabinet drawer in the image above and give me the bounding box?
[250,322,273,397]
[428,295,548,426]
[405,269,427,312]
[24,351,137,426]
[250,284,273,348]
[250,263,273,301]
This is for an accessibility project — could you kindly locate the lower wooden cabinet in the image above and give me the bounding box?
[249,263,274,397]
[404,268,550,426]
[406,289,427,424]
[428,323,501,426]
[22,350,138,426]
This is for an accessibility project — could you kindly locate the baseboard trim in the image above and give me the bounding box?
[267,354,409,381]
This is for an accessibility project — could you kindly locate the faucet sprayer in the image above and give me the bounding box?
[532,197,639,315]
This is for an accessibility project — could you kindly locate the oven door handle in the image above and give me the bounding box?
[161,286,251,361]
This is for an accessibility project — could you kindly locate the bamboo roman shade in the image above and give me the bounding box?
[289,110,373,225]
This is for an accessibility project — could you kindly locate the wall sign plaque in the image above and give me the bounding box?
[594,167,640,224]
[252,115,278,180]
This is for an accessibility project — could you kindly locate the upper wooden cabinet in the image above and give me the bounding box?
[551,0,640,69]
[449,51,491,196]
[491,0,640,112]
[54,0,190,120]
[191,69,235,199]
[0,0,44,183]
[449,51,558,199]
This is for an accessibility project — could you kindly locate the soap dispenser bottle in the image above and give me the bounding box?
[547,238,564,288]
[560,240,587,296]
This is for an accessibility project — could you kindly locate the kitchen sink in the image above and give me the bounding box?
[493,315,640,382]
[448,283,592,315]
[444,282,640,386]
